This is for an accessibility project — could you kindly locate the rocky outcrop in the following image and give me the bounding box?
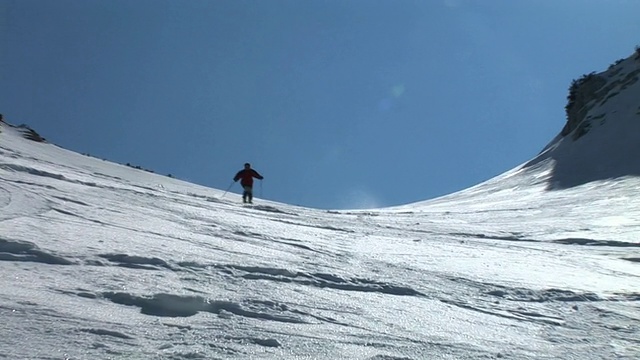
[562,54,640,141]
[524,48,640,190]
[562,72,606,139]
[14,124,46,142]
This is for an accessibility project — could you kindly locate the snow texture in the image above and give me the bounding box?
[1,52,640,359]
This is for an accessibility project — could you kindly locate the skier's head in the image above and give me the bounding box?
[244,163,251,169]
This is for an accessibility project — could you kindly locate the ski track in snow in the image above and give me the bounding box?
[1,130,640,359]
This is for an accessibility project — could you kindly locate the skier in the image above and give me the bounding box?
[233,163,264,203]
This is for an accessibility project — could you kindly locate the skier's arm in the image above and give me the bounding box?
[252,170,264,180]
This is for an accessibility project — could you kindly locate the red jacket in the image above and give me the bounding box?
[234,169,263,187]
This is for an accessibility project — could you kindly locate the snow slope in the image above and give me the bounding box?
[1,52,640,359]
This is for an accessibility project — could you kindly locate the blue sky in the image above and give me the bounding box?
[2,0,639,209]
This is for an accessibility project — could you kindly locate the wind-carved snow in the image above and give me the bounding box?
[0,237,74,265]
[3,50,640,359]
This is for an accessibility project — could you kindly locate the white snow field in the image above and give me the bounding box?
[1,53,640,359]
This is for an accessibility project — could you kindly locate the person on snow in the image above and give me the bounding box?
[233,163,264,203]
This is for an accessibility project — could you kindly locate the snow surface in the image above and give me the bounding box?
[1,55,640,359]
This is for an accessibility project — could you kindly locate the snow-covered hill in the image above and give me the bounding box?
[399,49,640,244]
[1,51,639,359]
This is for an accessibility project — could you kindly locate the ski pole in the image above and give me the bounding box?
[221,181,235,198]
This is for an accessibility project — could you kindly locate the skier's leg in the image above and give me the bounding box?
[247,186,253,203]
[242,186,249,203]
